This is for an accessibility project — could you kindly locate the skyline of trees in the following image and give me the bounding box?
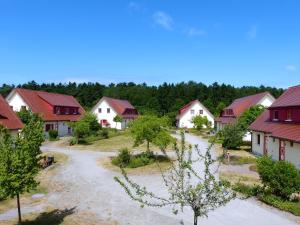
[0,80,284,117]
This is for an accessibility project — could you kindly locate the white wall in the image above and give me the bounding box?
[7,92,29,112]
[92,99,126,130]
[44,121,71,137]
[252,131,264,156]
[258,95,275,107]
[252,131,300,170]
[178,102,214,129]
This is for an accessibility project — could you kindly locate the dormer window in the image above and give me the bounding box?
[273,110,279,121]
[56,107,61,114]
[286,109,292,121]
[65,107,70,114]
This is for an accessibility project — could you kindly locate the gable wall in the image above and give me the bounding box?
[178,102,214,128]
[7,92,29,112]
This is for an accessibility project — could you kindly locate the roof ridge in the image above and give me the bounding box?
[16,88,75,98]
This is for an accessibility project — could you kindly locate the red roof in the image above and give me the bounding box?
[250,110,300,142]
[101,97,138,119]
[0,95,23,130]
[250,86,300,142]
[270,85,300,108]
[9,88,85,122]
[216,92,273,124]
[178,100,199,116]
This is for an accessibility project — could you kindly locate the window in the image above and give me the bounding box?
[290,141,294,147]
[107,108,110,113]
[98,108,102,113]
[21,105,26,111]
[286,109,292,121]
[56,107,61,114]
[190,109,195,115]
[273,137,275,142]
[73,108,78,115]
[257,134,261,145]
[65,107,70,114]
[199,110,203,115]
[273,110,279,121]
[45,124,54,132]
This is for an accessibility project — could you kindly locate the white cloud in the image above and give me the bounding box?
[247,25,257,39]
[152,11,173,30]
[285,65,297,72]
[187,27,206,37]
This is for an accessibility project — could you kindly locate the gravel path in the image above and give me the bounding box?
[0,133,299,225]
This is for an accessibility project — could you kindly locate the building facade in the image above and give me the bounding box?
[250,85,300,170]
[91,96,138,130]
[6,88,85,137]
[176,100,214,129]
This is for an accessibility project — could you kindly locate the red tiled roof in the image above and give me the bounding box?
[10,88,85,122]
[270,85,300,108]
[178,100,199,116]
[216,92,273,125]
[101,97,138,119]
[225,92,271,117]
[250,110,300,142]
[215,117,237,124]
[0,95,23,130]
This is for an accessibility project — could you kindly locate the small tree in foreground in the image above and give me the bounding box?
[0,115,44,224]
[192,115,211,131]
[115,132,234,225]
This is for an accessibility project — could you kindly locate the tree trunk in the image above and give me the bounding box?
[17,193,21,224]
[194,213,198,225]
[147,141,150,151]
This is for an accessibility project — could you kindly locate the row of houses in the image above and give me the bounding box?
[1,85,300,169]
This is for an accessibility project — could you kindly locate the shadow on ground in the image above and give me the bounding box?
[20,207,76,225]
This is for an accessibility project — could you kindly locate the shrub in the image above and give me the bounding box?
[112,148,131,167]
[48,129,58,141]
[232,183,261,198]
[221,124,244,149]
[101,129,109,139]
[257,156,300,199]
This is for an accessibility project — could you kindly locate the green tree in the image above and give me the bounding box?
[72,121,90,144]
[192,115,211,131]
[115,132,234,225]
[153,130,175,153]
[237,105,265,131]
[130,115,169,151]
[221,123,244,149]
[113,115,123,129]
[81,112,101,132]
[0,115,44,224]
[16,108,33,124]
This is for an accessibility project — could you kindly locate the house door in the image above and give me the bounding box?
[263,135,268,155]
[279,140,285,161]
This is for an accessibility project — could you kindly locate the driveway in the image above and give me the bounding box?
[0,133,299,225]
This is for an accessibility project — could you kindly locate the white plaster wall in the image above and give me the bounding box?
[178,102,214,129]
[44,121,71,137]
[251,131,264,155]
[243,132,251,142]
[92,99,123,130]
[7,92,29,112]
[285,142,300,170]
[258,95,275,107]
[268,137,279,161]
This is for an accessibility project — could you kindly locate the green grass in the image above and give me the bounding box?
[259,194,300,216]
[219,155,257,165]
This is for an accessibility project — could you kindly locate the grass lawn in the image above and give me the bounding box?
[0,152,68,215]
[58,130,181,152]
[220,171,260,186]
[259,194,300,217]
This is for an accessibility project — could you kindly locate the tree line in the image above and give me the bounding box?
[0,80,284,116]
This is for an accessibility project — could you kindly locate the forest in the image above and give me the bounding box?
[0,80,284,119]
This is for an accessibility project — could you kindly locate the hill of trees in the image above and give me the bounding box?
[0,81,284,120]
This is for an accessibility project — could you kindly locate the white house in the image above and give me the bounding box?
[91,96,138,130]
[176,100,214,129]
[250,85,300,170]
[215,92,276,141]
[6,88,85,137]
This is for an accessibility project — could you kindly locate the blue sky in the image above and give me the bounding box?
[0,0,299,87]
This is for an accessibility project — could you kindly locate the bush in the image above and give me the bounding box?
[48,129,58,141]
[257,156,300,199]
[221,124,244,149]
[101,129,109,139]
[232,183,261,198]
